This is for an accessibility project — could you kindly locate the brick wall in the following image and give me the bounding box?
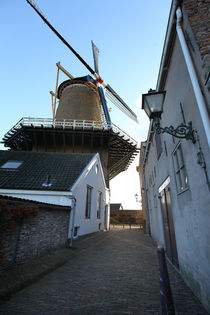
[110,210,144,226]
[183,0,210,62]
[0,205,70,273]
[182,0,210,113]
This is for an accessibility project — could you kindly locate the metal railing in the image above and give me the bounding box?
[3,117,138,146]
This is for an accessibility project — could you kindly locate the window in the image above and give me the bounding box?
[0,160,23,169]
[95,164,98,174]
[85,185,92,219]
[172,144,188,193]
[152,185,157,209]
[155,133,163,159]
[97,191,103,219]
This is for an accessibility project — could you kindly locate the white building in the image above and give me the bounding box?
[140,0,210,311]
[0,150,110,245]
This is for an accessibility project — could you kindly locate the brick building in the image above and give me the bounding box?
[0,150,109,270]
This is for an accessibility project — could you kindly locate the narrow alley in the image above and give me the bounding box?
[0,229,207,314]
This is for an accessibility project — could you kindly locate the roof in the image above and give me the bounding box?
[0,194,70,210]
[2,117,139,180]
[110,203,123,211]
[0,150,95,191]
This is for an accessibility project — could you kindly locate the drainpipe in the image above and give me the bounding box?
[176,7,210,148]
[143,169,151,236]
[68,192,76,248]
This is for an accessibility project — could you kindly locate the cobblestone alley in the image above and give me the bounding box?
[0,229,208,314]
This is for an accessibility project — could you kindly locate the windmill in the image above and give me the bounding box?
[2,1,139,187]
[26,0,138,125]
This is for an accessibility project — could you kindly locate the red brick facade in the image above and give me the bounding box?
[0,201,70,273]
[183,0,210,60]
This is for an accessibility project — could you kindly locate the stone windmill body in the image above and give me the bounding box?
[3,1,139,187]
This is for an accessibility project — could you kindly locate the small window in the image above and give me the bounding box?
[95,164,99,174]
[97,191,103,219]
[0,160,23,169]
[172,144,188,193]
[85,185,92,219]
[155,133,163,159]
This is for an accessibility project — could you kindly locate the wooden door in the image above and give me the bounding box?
[160,184,179,268]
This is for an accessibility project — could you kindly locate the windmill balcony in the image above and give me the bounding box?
[3,117,138,147]
[2,117,139,183]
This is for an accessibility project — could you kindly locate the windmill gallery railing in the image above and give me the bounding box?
[3,117,138,147]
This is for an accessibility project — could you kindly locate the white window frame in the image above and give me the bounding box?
[172,144,189,193]
[97,191,102,219]
[85,185,92,219]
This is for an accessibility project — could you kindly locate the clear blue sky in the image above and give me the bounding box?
[0,0,171,209]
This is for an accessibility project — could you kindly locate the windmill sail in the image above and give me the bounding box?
[26,0,138,123]
[91,41,111,124]
[91,40,100,75]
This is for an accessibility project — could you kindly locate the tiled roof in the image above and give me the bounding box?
[0,151,95,191]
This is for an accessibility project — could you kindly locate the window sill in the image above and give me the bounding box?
[177,187,189,196]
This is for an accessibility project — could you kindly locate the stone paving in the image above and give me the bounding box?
[0,229,208,314]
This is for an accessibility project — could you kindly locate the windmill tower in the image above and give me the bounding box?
[2,1,139,187]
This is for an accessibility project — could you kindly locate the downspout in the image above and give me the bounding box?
[143,170,151,236]
[176,7,210,148]
[68,192,76,248]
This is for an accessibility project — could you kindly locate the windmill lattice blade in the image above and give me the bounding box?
[105,85,138,123]
[26,0,95,75]
[26,0,138,123]
[98,87,111,124]
[91,41,100,74]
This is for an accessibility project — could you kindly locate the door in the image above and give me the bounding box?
[160,184,179,268]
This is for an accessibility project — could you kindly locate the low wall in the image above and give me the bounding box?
[0,199,70,273]
[110,210,144,226]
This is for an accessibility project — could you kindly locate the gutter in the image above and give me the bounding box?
[143,0,181,168]
[68,192,76,248]
[156,0,181,90]
[0,189,72,207]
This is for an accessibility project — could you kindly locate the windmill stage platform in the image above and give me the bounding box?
[3,117,139,180]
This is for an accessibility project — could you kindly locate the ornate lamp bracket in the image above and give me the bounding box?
[154,119,196,143]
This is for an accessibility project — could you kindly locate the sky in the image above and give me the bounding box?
[0,0,171,209]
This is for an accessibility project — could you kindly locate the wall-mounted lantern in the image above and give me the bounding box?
[134,193,141,203]
[142,90,196,143]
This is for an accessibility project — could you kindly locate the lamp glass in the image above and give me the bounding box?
[142,95,151,118]
[142,91,166,119]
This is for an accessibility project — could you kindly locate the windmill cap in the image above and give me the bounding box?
[57,75,96,99]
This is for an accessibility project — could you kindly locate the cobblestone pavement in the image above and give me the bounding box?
[0,229,208,314]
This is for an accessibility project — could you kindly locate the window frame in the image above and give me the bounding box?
[172,144,189,194]
[85,185,92,219]
[97,191,103,219]
[0,160,23,169]
[155,132,163,160]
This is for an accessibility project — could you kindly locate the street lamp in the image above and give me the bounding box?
[134,193,141,203]
[142,90,196,143]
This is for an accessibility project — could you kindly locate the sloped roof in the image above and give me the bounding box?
[0,151,95,191]
[0,194,69,210]
[110,203,123,211]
